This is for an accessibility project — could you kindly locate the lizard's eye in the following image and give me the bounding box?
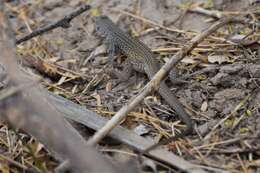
[95,25,100,31]
[95,26,106,37]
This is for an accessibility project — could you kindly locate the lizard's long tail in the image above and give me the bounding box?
[144,81,193,152]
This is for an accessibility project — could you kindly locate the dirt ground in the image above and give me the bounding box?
[1,0,260,172]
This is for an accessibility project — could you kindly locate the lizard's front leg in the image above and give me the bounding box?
[106,40,117,66]
[107,58,133,82]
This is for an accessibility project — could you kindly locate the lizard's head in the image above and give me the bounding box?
[94,15,112,38]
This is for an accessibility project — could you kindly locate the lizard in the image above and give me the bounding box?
[95,15,193,152]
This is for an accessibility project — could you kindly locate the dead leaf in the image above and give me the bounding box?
[201,101,208,112]
[91,92,102,107]
[0,158,10,173]
[208,55,232,64]
[106,81,113,92]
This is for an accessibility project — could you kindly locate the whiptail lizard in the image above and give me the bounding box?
[95,15,193,152]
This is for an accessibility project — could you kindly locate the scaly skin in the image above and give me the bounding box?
[95,15,193,152]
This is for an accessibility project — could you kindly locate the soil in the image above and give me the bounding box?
[1,0,260,172]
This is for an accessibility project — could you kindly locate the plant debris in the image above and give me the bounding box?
[1,0,259,172]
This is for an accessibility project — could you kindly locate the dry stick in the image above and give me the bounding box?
[15,4,91,44]
[189,7,223,19]
[112,9,188,34]
[0,154,40,173]
[87,17,251,148]
[113,10,259,44]
[47,91,208,173]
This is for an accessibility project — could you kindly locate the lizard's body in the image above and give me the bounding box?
[95,16,192,151]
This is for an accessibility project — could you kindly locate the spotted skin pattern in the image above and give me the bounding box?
[95,15,193,151]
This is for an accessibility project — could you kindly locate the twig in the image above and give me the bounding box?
[236,154,249,173]
[189,7,223,19]
[0,154,40,173]
[87,17,252,149]
[204,94,251,140]
[111,9,259,42]
[111,9,188,34]
[194,165,229,173]
[15,4,91,44]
